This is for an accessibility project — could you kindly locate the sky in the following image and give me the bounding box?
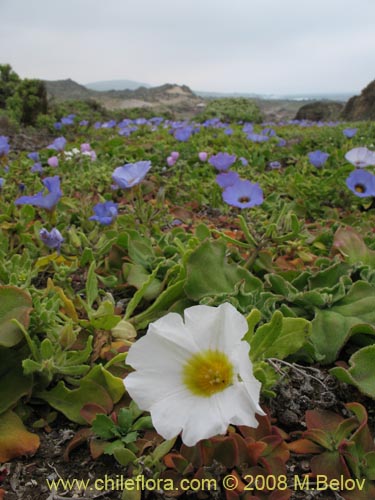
[1,0,375,95]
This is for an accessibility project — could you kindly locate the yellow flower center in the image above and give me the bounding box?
[182,350,234,397]
[355,183,365,193]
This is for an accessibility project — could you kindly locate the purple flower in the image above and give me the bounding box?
[262,128,276,137]
[61,116,74,126]
[31,162,43,173]
[198,152,208,162]
[209,152,236,171]
[174,126,193,142]
[80,120,89,126]
[27,152,40,162]
[48,156,59,168]
[166,156,176,167]
[54,122,62,130]
[345,147,375,168]
[112,160,151,188]
[0,136,10,156]
[47,136,67,151]
[216,171,240,188]
[239,157,248,166]
[222,180,264,209]
[346,169,375,198]
[89,201,118,225]
[277,138,287,147]
[224,128,233,136]
[170,151,179,161]
[268,161,281,170]
[15,175,62,210]
[0,178,4,188]
[343,128,358,139]
[80,143,92,153]
[243,123,254,134]
[247,132,269,143]
[308,150,329,168]
[40,228,64,252]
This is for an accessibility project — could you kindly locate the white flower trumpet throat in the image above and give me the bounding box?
[124,303,265,447]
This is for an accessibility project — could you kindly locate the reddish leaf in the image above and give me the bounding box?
[305,408,344,432]
[310,450,351,480]
[80,403,108,424]
[63,428,92,461]
[0,410,39,462]
[89,438,108,459]
[288,438,323,454]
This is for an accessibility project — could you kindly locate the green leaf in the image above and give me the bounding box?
[113,447,137,466]
[195,223,211,241]
[249,311,311,362]
[125,263,162,319]
[127,263,163,301]
[333,226,375,266]
[130,279,185,329]
[128,238,154,267]
[37,380,114,424]
[312,281,375,364]
[184,240,262,301]
[151,437,177,462]
[132,416,153,431]
[117,408,133,432]
[0,286,33,347]
[92,414,117,439]
[0,347,33,414]
[330,345,375,398]
[262,317,311,359]
[86,261,99,309]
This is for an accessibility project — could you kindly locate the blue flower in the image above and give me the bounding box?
[31,162,43,173]
[222,180,264,208]
[174,126,193,142]
[0,178,4,188]
[40,228,64,252]
[268,161,281,170]
[47,136,67,151]
[61,116,75,125]
[246,132,269,143]
[343,128,357,138]
[27,152,40,162]
[216,171,240,188]
[89,201,118,225]
[0,136,10,156]
[15,175,62,210]
[112,161,151,188]
[209,152,236,171]
[346,169,375,198]
[308,150,329,168]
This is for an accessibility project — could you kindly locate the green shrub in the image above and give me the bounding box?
[197,97,263,123]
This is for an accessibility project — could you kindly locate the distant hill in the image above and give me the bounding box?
[44,78,92,100]
[85,79,151,91]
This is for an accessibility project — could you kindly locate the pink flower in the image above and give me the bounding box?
[170,151,180,161]
[48,156,59,168]
[198,152,208,162]
[80,143,92,153]
[167,156,176,167]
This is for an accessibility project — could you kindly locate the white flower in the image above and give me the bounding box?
[345,147,375,168]
[125,303,265,447]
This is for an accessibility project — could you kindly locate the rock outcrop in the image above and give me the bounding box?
[295,101,344,121]
[341,80,375,121]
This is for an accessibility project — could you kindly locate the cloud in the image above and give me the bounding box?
[1,0,374,93]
